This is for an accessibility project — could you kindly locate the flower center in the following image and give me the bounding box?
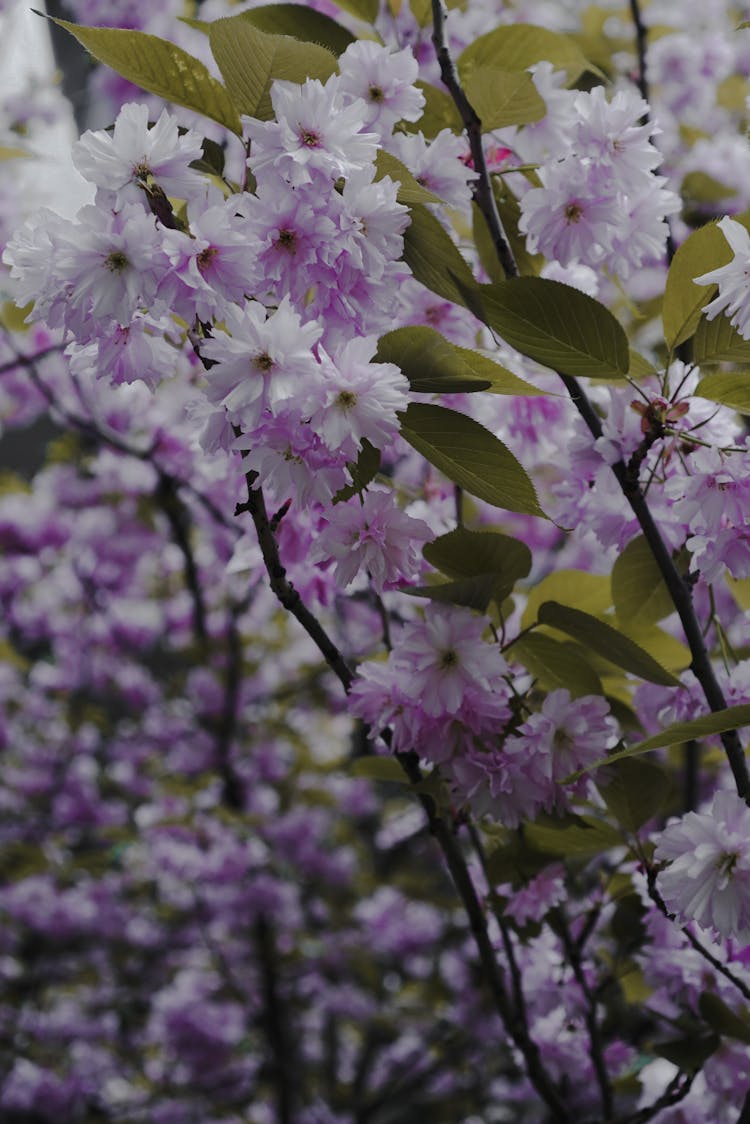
[439,649,458,670]
[335,390,357,410]
[368,84,385,103]
[252,352,275,373]
[277,228,297,253]
[104,250,130,273]
[564,202,583,224]
[197,246,218,274]
[300,128,322,148]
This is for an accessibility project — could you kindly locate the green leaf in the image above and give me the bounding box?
[375,325,545,395]
[47,17,242,134]
[682,170,737,205]
[351,756,409,783]
[424,527,532,603]
[699,993,750,1045]
[662,223,731,349]
[209,17,337,122]
[511,632,603,698]
[402,204,478,308]
[458,23,596,84]
[525,814,623,857]
[693,315,750,364]
[462,67,546,131]
[694,372,750,413]
[537,601,681,687]
[598,759,669,832]
[628,350,659,379]
[468,278,630,380]
[333,0,379,21]
[227,4,355,54]
[375,151,441,205]
[333,439,380,503]
[406,81,462,138]
[399,403,546,517]
[521,569,612,629]
[408,574,500,612]
[576,703,750,774]
[612,535,674,626]
[656,1034,720,1071]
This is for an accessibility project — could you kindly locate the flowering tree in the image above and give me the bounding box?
[4,0,750,1119]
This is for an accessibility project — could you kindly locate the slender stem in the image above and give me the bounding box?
[237,471,570,1120]
[155,472,208,646]
[431,0,518,279]
[646,865,750,1004]
[254,915,296,1124]
[618,1070,694,1124]
[627,0,650,107]
[553,907,614,1120]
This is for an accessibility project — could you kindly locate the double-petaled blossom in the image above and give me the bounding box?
[338,40,425,136]
[243,76,379,189]
[655,790,750,941]
[72,102,205,209]
[312,485,433,593]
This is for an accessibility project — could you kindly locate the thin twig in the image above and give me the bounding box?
[553,906,614,1120]
[646,865,750,1003]
[431,0,518,279]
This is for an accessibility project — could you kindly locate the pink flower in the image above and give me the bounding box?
[655,790,750,942]
[338,41,424,136]
[72,102,204,208]
[309,339,410,460]
[395,606,507,717]
[313,486,433,593]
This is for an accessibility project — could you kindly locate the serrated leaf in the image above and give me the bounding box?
[408,574,499,611]
[612,535,674,626]
[575,703,750,774]
[458,23,597,84]
[694,372,750,413]
[662,223,731,349]
[467,278,630,380]
[694,315,750,364]
[48,17,242,135]
[229,4,355,54]
[462,67,545,131]
[375,151,441,205]
[699,993,750,1045]
[209,17,337,122]
[522,570,611,629]
[402,204,478,307]
[537,602,680,687]
[399,403,546,517]
[525,814,623,856]
[424,527,532,604]
[598,758,669,832]
[512,632,603,698]
[351,756,409,783]
[375,325,545,395]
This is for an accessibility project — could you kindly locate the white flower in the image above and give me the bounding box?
[655,789,750,942]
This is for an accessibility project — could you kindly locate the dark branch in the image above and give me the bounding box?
[431,0,518,279]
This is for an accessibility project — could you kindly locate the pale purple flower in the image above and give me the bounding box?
[695,216,750,340]
[308,339,410,459]
[72,102,204,208]
[655,790,750,942]
[244,76,379,189]
[338,41,425,136]
[394,606,507,717]
[572,86,661,183]
[200,299,322,430]
[53,203,172,332]
[519,161,622,266]
[312,486,433,593]
[387,128,475,211]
